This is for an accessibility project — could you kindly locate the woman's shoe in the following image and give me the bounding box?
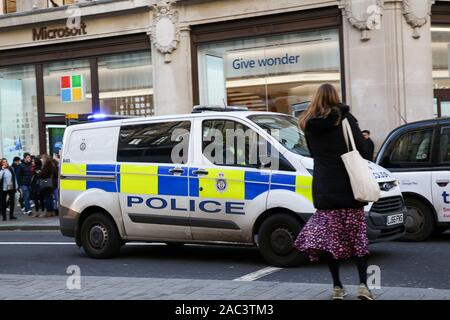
[331,286,347,300]
[31,211,40,218]
[48,211,56,217]
[357,284,375,300]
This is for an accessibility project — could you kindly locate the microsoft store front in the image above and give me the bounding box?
[0,4,343,162]
[0,32,153,161]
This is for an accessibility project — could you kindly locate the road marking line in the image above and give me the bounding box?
[0,242,185,246]
[232,267,283,282]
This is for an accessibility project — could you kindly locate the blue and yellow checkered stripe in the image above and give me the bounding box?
[61,164,312,202]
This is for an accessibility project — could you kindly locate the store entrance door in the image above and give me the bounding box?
[46,124,66,158]
[434,89,450,117]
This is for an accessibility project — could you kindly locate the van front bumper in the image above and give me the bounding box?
[366,207,407,243]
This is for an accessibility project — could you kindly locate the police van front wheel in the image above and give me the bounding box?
[80,213,122,259]
[258,213,308,267]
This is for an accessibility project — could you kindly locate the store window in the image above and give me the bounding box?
[43,59,92,116]
[0,65,39,162]
[98,51,153,117]
[197,29,341,115]
[432,26,450,117]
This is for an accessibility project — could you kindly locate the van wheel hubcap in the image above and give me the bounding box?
[270,227,294,255]
[89,224,108,249]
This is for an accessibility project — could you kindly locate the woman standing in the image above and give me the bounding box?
[30,157,45,217]
[0,159,18,221]
[38,156,56,218]
[293,83,374,300]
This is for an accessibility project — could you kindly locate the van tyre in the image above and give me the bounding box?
[80,213,122,259]
[258,213,308,267]
[403,198,435,242]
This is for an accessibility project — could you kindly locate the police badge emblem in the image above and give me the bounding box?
[216,173,227,192]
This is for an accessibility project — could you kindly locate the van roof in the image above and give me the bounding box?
[65,111,289,129]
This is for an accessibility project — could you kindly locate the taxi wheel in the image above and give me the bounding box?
[258,213,308,267]
[402,198,434,242]
[80,213,122,259]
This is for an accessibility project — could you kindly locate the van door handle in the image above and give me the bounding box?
[436,179,450,187]
[192,169,209,176]
[169,167,184,175]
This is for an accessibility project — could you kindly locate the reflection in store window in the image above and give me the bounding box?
[43,59,92,116]
[98,51,154,117]
[197,29,341,115]
[0,65,39,162]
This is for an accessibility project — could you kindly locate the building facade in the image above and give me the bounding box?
[0,0,446,160]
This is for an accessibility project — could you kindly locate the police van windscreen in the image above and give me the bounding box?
[249,114,311,157]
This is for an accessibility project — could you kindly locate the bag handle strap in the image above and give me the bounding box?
[342,118,357,152]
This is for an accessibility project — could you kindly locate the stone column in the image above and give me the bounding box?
[150,25,193,116]
[341,0,434,150]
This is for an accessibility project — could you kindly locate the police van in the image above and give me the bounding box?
[376,117,450,241]
[59,106,407,267]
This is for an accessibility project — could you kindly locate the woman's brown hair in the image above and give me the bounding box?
[299,83,341,130]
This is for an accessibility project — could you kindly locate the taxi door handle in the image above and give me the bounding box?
[169,167,184,175]
[436,179,450,187]
[192,169,209,176]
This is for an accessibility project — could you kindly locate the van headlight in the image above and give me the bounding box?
[379,181,397,191]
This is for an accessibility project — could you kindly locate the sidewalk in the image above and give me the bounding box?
[0,274,449,300]
[0,210,59,231]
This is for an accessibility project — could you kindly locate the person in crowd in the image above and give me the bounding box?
[51,156,60,215]
[11,156,24,213]
[0,159,18,221]
[362,130,375,161]
[16,153,33,215]
[294,83,374,300]
[37,156,56,218]
[30,157,45,218]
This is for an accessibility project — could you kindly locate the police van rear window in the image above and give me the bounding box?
[117,121,191,164]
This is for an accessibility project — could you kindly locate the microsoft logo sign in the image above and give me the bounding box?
[61,74,84,103]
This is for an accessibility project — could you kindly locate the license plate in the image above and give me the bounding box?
[386,213,404,226]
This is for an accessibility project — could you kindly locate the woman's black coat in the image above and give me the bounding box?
[304,104,372,210]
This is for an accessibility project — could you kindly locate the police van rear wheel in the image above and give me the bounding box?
[81,213,122,259]
[258,213,308,267]
[402,198,434,242]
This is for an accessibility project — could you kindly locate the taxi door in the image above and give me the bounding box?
[117,119,193,240]
[188,117,270,243]
[432,125,450,223]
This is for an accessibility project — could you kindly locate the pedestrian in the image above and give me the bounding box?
[293,83,374,300]
[37,156,56,218]
[0,158,18,221]
[30,157,45,218]
[51,156,59,215]
[11,156,25,212]
[362,130,375,161]
[16,153,33,215]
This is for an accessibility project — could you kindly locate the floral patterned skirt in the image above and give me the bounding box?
[293,208,369,262]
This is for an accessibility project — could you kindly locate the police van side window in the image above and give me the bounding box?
[439,127,450,165]
[386,129,434,167]
[201,119,295,171]
[117,121,191,164]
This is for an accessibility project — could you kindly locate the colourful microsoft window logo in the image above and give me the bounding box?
[60,75,83,103]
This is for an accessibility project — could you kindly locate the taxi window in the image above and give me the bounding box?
[117,121,191,164]
[439,127,450,164]
[389,129,434,165]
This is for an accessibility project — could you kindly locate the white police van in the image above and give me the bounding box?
[59,106,407,267]
[376,117,450,241]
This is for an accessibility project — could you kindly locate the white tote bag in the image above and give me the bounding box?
[341,118,381,202]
